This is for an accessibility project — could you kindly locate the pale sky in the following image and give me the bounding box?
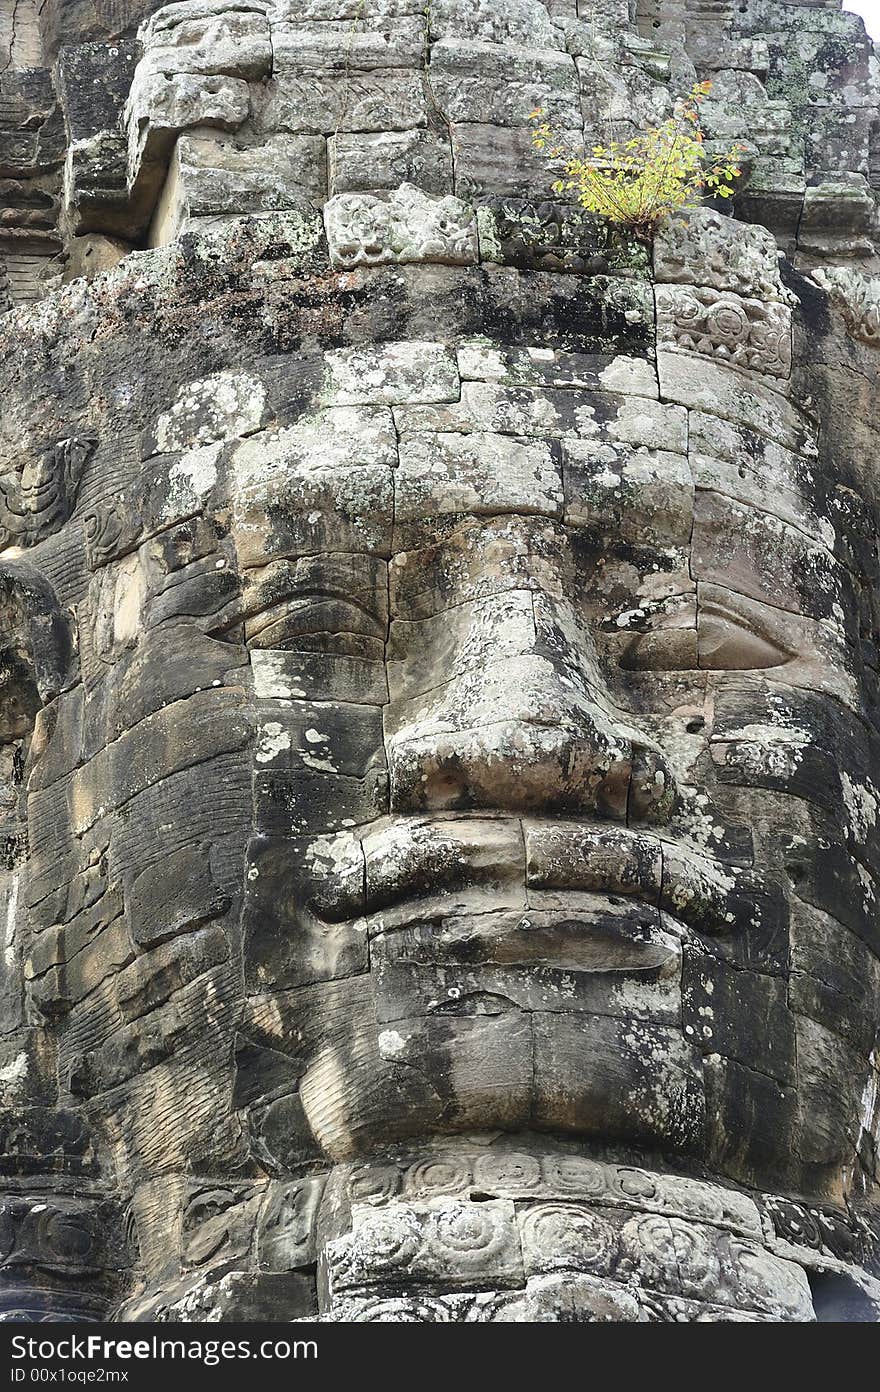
[843,0,880,39]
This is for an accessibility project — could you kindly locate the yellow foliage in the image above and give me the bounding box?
[530,82,746,239]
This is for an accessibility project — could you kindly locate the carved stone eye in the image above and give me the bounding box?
[37,1210,95,1264]
[182,1189,234,1231]
[697,610,790,670]
[181,1189,238,1266]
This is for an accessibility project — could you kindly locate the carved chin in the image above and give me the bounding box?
[298,1006,706,1163]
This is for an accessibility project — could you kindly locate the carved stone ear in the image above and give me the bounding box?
[0,562,75,715]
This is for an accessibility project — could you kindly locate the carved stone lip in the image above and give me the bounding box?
[374,898,684,977]
[313,814,739,944]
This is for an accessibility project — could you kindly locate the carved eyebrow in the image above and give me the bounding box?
[243,596,387,647]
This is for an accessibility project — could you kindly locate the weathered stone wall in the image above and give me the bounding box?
[2,0,879,305]
[0,0,878,1323]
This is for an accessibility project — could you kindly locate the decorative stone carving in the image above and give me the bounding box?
[653,207,787,302]
[476,199,650,276]
[326,1199,524,1294]
[0,0,879,1329]
[256,1176,325,1270]
[655,284,792,379]
[0,438,95,549]
[253,69,428,137]
[811,266,880,347]
[324,183,478,269]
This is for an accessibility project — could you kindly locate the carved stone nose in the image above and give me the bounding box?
[386,590,676,822]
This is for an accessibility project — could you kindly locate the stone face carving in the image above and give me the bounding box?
[126,69,252,181]
[147,132,328,244]
[0,0,879,1328]
[0,438,96,550]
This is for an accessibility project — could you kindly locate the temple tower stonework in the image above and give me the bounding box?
[0,0,878,1322]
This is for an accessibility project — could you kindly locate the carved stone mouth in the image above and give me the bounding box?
[376,898,684,978]
[427,991,519,1017]
[306,814,744,945]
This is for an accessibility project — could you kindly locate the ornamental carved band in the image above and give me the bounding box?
[0,0,878,1326]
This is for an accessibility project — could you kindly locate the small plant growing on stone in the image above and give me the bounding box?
[530,81,746,240]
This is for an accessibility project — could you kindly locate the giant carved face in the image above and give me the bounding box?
[5,216,878,1213]
[206,220,876,1198]
[2,5,879,1266]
